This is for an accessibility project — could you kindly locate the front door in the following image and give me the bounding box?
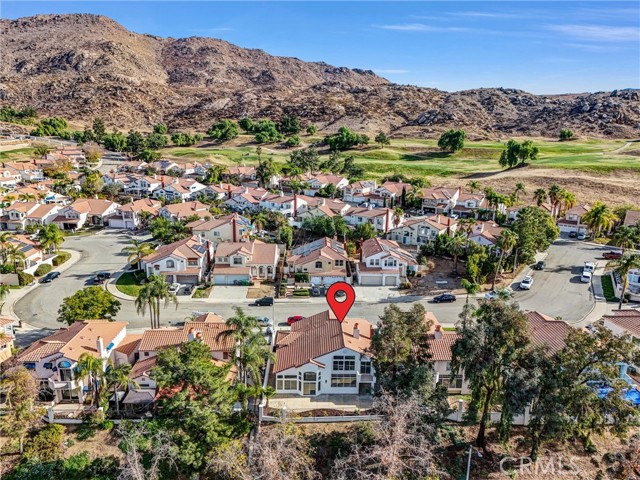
[302,372,316,395]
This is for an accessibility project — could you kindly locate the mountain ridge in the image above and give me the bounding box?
[1,13,638,138]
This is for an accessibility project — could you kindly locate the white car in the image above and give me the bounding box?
[168,283,181,295]
[520,276,533,290]
[484,289,512,300]
[583,262,596,273]
[580,271,592,283]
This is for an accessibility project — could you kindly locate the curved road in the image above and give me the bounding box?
[16,232,605,331]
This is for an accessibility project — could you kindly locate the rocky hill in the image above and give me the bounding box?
[1,14,638,138]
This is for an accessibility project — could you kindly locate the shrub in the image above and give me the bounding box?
[601,274,618,302]
[18,271,34,286]
[399,281,412,290]
[294,272,310,283]
[293,289,310,297]
[52,251,71,266]
[23,424,64,461]
[34,263,52,277]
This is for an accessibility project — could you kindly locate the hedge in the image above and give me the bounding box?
[18,271,34,286]
[23,424,64,461]
[34,263,53,277]
[52,251,71,266]
[601,274,618,302]
[293,289,310,297]
[294,273,310,283]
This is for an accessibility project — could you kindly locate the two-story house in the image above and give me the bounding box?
[212,240,280,285]
[53,198,120,230]
[187,213,252,243]
[342,180,377,204]
[420,186,460,214]
[158,201,210,222]
[388,214,458,246]
[271,311,375,396]
[557,204,592,235]
[140,235,213,285]
[258,192,297,218]
[286,237,351,285]
[153,178,207,202]
[124,175,163,198]
[223,166,257,183]
[344,206,396,233]
[357,237,418,286]
[108,198,162,230]
[450,193,489,218]
[0,167,22,188]
[17,320,128,404]
[299,174,349,197]
[150,160,180,174]
[224,187,270,212]
[468,221,505,247]
[0,202,61,231]
[375,181,413,206]
[4,161,45,182]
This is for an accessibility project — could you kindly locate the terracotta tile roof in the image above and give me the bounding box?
[347,206,389,218]
[142,235,208,263]
[624,210,640,227]
[360,238,417,265]
[273,310,373,373]
[119,198,162,213]
[138,323,235,353]
[426,333,460,361]
[161,201,209,218]
[526,311,572,354]
[69,198,119,215]
[18,320,128,362]
[214,240,278,265]
[420,186,459,201]
[6,201,38,214]
[379,181,413,195]
[115,334,143,355]
[0,335,14,347]
[186,213,249,231]
[0,316,13,327]
[131,356,157,379]
[565,204,591,215]
[191,312,226,323]
[603,308,640,338]
[26,203,58,219]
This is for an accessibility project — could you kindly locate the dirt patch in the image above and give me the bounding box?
[64,425,123,460]
[410,258,466,295]
[247,283,275,299]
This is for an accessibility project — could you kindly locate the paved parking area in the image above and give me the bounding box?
[210,286,249,302]
[354,286,401,302]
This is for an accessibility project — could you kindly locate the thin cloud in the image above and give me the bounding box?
[375,23,470,32]
[374,69,409,74]
[563,43,624,53]
[546,24,639,42]
[452,11,524,19]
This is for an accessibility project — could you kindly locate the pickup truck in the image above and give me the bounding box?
[603,251,622,260]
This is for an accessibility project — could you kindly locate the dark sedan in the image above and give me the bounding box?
[433,293,456,303]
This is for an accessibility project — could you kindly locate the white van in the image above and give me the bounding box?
[584,262,596,273]
[581,271,592,283]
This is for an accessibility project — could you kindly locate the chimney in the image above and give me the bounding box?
[369,324,374,338]
[437,214,441,223]
[187,328,195,341]
[386,208,391,233]
[368,204,373,210]
[227,184,232,199]
[232,215,237,242]
[96,336,105,357]
[279,190,284,197]
[353,323,360,339]
[434,324,443,340]
[195,331,203,341]
[319,198,325,207]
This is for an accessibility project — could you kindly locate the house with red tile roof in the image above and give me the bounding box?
[53,198,120,230]
[468,221,505,247]
[344,205,396,233]
[357,238,418,286]
[140,235,213,285]
[108,198,162,230]
[153,178,207,202]
[0,201,61,231]
[342,180,377,204]
[212,240,280,285]
[557,204,592,236]
[187,213,252,243]
[286,238,351,285]
[603,308,640,340]
[271,310,375,396]
[0,316,16,364]
[158,201,210,222]
[388,214,458,246]
[420,186,460,214]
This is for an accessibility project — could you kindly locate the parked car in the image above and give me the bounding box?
[256,316,272,327]
[168,283,181,295]
[287,315,304,325]
[183,285,193,295]
[569,231,578,238]
[96,272,111,280]
[433,293,456,303]
[484,288,512,300]
[581,271,593,283]
[533,261,546,270]
[603,251,622,260]
[583,261,596,273]
[253,296,274,307]
[520,276,534,290]
[577,232,587,240]
[39,271,61,284]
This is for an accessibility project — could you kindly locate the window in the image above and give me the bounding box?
[315,261,323,269]
[331,373,357,388]
[437,375,463,390]
[154,265,160,271]
[445,362,452,372]
[213,231,220,236]
[233,257,243,265]
[276,374,298,391]
[360,361,372,374]
[188,259,198,266]
[335,260,344,267]
[23,362,36,370]
[166,259,175,268]
[223,352,231,360]
[144,352,150,357]
[303,372,316,381]
[333,355,356,371]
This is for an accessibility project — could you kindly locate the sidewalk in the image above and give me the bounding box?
[104,271,136,302]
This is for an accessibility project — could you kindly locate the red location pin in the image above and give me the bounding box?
[326,282,356,323]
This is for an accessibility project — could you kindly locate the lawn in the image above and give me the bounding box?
[600,274,619,302]
[0,147,35,161]
[115,271,146,297]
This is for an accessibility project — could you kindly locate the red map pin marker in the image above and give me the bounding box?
[326,282,355,323]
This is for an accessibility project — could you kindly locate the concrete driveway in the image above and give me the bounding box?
[210,286,249,302]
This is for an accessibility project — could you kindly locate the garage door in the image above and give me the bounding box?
[213,274,250,285]
[384,276,398,286]
[311,276,345,286]
[177,275,199,285]
[359,275,382,286]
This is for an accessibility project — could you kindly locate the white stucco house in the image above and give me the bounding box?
[356,238,418,286]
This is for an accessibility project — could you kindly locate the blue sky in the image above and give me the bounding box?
[2,1,639,94]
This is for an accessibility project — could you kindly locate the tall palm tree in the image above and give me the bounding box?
[5,244,26,272]
[467,180,480,194]
[559,190,576,218]
[457,217,476,238]
[460,278,481,305]
[492,230,519,290]
[532,188,547,207]
[582,201,618,237]
[615,254,640,310]
[393,207,404,229]
[548,184,562,218]
[76,353,106,408]
[122,238,155,268]
[447,232,467,274]
[610,226,639,255]
[138,211,154,230]
[147,275,178,329]
[36,224,64,254]
[105,362,136,417]
[18,193,36,202]
[135,283,157,330]
[251,211,268,233]
[0,233,12,264]
[513,183,526,203]
[0,283,10,314]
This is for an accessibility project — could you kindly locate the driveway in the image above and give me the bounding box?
[210,286,249,302]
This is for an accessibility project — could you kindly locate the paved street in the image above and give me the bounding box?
[14,231,613,333]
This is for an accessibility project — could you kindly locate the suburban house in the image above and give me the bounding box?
[153,178,206,202]
[150,160,179,174]
[140,235,213,285]
[0,316,15,364]
[388,215,458,246]
[356,237,418,286]
[187,213,252,243]
[506,203,553,222]
[375,181,413,206]
[450,193,489,218]
[342,180,377,204]
[296,195,349,216]
[624,210,640,227]
[468,221,505,247]
[0,202,61,231]
[212,240,280,285]
[17,320,128,404]
[345,206,397,233]
[124,176,163,198]
[271,310,375,396]
[0,167,22,188]
[557,204,592,235]
[223,166,257,183]
[53,198,120,230]
[3,161,45,182]
[602,309,640,386]
[298,173,349,197]
[158,201,210,222]
[258,193,297,218]
[420,186,460,214]
[224,187,270,212]
[286,238,351,285]
[8,235,45,273]
[117,161,149,174]
[108,198,162,230]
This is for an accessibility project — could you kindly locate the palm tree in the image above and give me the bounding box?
[492,230,519,290]
[582,201,618,237]
[467,180,480,194]
[513,183,526,203]
[251,211,268,233]
[36,224,64,254]
[105,362,136,417]
[610,226,639,255]
[0,233,12,264]
[393,207,404,229]
[614,254,640,310]
[0,283,10,314]
[138,211,154,230]
[18,193,36,202]
[147,275,178,329]
[122,238,155,268]
[548,184,562,218]
[447,233,467,274]
[460,278,481,305]
[533,188,547,207]
[76,353,106,408]
[135,283,157,330]
[5,244,26,272]
[457,217,476,238]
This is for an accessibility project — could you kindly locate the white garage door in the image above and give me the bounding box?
[359,275,382,286]
[213,274,250,285]
[310,276,345,286]
[385,276,398,286]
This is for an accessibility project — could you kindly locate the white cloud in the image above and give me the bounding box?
[546,24,639,42]
[375,23,469,32]
[452,11,524,19]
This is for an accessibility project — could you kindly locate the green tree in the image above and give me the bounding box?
[512,206,559,265]
[492,230,519,290]
[31,117,69,137]
[324,126,369,151]
[611,225,640,254]
[81,172,104,197]
[153,123,168,135]
[437,129,466,153]
[208,119,239,142]
[152,340,245,472]
[348,222,378,242]
[278,114,301,135]
[23,424,65,462]
[92,118,106,143]
[306,124,317,135]
[452,300,531,451]
[146,132,167,150]
[102,130,127,152]
[0,367,43,453]
[138,148,161,162]
[135,274,178,329]
[76,352,107,408]
[615,254,640,309]
[105,362,135,417]
[513,182,526,203]
[126,130,146,157]
[256,158,275,188]
[238,117,254,132]
[582,201,618,237]
[533,188,547,207]
[276,224,293,248]
[499,139,539,168]
[171,132,202,146]
[288,145,319,173]
[447,232,467,274]
[36,224,64,254]
[559,128,574,141]
[285,134,301,147]
[375,132,391,148]
[57,287,121,325]
[33,143,53,158]
[253,120,283,143]
[467,180,480,193]
[122,238,155,267]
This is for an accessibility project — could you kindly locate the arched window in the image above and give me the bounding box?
[166,259,175,268]
[315,261,323,269]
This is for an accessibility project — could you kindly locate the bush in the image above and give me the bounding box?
[23,424,64,461]
[18,271,34,286]
[293,289,310,297]
[52,251,71,266]
[294,272,310,283]
[399,281,412,290]
[601,274,618,302]
[34,263,52,277]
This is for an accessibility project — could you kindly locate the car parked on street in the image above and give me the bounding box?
[287,315,304,325]
[577,232,587,240]
[39,271,60,284]
[533,261,546,270]
[433,293,456,303]
[253,296,274,307]
[603,251,622,260]
[484,289,512,300]
[569,231,578,238]
[581,271,592,283]
[583,262,596,273]
[520,276,534,290]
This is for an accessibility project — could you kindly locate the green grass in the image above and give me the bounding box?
[115,271,146,297]
[0,147,35,161]
[601,274,619,302]
[192,286,212,298]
